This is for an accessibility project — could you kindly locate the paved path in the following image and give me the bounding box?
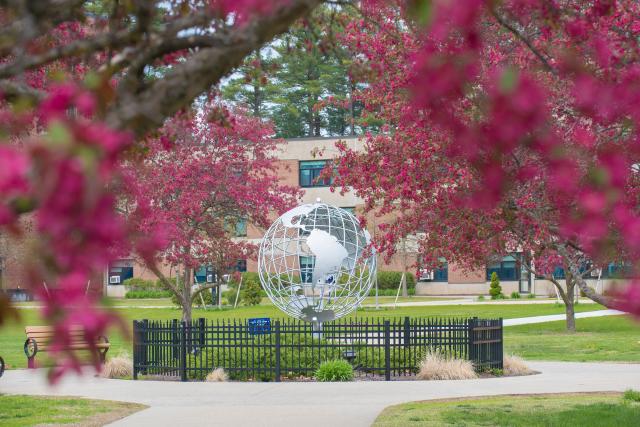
[364,298,598,308]
[1,362,639,426]
[504,309,624,326]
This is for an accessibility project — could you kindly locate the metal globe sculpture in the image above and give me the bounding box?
[258,201,376,322]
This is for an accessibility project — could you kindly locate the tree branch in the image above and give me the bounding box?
[106,0,323,136]
[490,8,557,75]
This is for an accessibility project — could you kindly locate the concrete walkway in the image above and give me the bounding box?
[504,309,624,326]
[364,298,599,308]
[1,362,639,426]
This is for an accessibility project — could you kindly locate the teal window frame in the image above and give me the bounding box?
[299,160,333,188]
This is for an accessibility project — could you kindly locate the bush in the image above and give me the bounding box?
[510,291,521,299]
[206,368,228,382]
[315,360,354,382]
[125,290,172,299]
[100,353,133,379]
[417,349,477,380]
[477,295,485,301]
[242,279,262,306]
[623,389,640,403]
[191,333,345,381]
[489,272,503,300]
[376,271,416,291]
[123,277,156,291]
[503,354,534,376]
[527,293,536,299]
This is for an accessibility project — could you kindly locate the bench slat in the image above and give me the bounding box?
[37,343,111,352]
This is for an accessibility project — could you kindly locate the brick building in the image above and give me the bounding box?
[0,136,621,298]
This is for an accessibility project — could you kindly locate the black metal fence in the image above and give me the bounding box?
[132,317,502,382]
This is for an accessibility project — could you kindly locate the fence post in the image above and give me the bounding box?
[384,320,391,381]
[498,318,504,369]
[403,316,410,348]
[275,320,281,382]
[467,317,477,367]
[141,319,149,375]
[172,319,179,360]
[199,317,205,348]
[132,320,139,380]
[180,321,188,382]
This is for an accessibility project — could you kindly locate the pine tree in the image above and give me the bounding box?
[489,272,503,300]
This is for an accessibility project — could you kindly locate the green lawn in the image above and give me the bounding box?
[505,316,640,362]
[0,395,145,427]
[0,302,625,370]
[373,393,640,427]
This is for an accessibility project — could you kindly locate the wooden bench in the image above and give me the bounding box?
[24,326,110,369]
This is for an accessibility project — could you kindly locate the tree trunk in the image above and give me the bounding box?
[565,296,576,332]
[564,277,576,332]
[181,268,192,322]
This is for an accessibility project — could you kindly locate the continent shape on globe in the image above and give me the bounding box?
[306,228,348,287]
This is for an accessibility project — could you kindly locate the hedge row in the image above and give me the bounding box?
[125,290,173,299]
[186,334,437,381]
[376,271,416,291]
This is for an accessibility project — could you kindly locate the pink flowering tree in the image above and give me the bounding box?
[120,102,299,321]
[332,1,640,329]
[0,0,322,379]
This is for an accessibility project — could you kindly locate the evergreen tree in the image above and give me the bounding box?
[221,5,362,138]
[489,272,503,300]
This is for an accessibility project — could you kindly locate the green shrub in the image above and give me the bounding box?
[527,293,536,299]
[623,389,640,402]
[191,333,344,381]
[489,272,503,300]
[242,280,262,306]
[510,292,521,299]
[376,271,416,291]
[315,360,354,382]
[372,288,416,297]
[123,277,156,291]
[477,295,485,301]
[170,286,218,307]
[125,290,172,299]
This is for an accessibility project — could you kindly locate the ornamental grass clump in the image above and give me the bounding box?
[503,354,534,376]
[100,353,133,379]
[315,360,354,382]
[206,367,228,382]
[417,349,477,381]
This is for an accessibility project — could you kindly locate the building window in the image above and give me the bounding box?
[234,218,247,237]
[225,217,247,237]
[108,260,134,285]
[419,258,448,282]
[299,160,333,187]
[300,256,315,283]
[433,261,448,282]
[486,254,518,281]
[236,260,247,272]
[602,262,633,279]
[194,266,216,283]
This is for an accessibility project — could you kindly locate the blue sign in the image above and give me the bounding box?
[248,318,271,335]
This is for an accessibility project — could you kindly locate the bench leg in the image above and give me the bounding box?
[28,356,35,369]
[99,351,107,365]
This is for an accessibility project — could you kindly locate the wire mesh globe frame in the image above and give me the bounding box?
[258,202,377,323]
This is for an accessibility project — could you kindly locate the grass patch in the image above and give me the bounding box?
[373,393,640,427]
[0,394,145,426]
[0,302,616,369]
[505,316,640,362]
